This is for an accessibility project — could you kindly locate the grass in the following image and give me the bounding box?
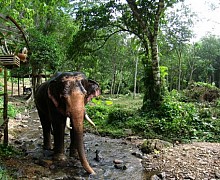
[109,94,143,110]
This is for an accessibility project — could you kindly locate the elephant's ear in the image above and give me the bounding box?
[85,79,101,103]
[48,87,59,108]
[47,81,63,109]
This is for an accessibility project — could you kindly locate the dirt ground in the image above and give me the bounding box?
[142,142,220,179]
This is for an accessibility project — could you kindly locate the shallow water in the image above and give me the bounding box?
[10,111,147,179]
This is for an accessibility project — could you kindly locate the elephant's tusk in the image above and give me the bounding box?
[85,113,96,128]
[66,117,72,130]
[66,114,96,130]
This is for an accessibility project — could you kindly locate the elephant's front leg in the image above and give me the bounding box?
[52,115,67,161]
[69,125,78,157]
[38,110,52,150]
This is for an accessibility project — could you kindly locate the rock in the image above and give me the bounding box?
[15,113,22,120]
[141,139,172,154]
[124,129,132,135]
[183,175,195,180]
[114,164,127,170]
[131,151,143,159]
[49,164,56,170]
[14,140,22,145]
[157,172,166,179]
[215,171,220,178]
[19,124,28,128]
[21,120,28,123]
[113,159,123,164]
[151,175,162,180]
[94,150,103,162]
[126,136,140,141]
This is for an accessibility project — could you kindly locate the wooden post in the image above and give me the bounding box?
[11,77,14,96]
[3,68,8,145]
[18,77,20,96]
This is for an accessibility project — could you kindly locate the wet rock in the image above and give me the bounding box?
[114,164,127,170]
[94,150,103,162]
[14,140,22,145]
[113,159,123,164]
[49,164,56,170]
[43,150,53,158]
[131,151,143,159]
[121,141,128,145]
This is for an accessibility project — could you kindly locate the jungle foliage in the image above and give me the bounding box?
[87,84,220,142]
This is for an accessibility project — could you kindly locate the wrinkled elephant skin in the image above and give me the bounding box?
[34,72,100,174]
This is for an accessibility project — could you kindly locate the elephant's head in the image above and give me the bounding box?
[47,72,100,174]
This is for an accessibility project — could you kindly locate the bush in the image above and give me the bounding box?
[183,82,220,102]
[107,108,136,126]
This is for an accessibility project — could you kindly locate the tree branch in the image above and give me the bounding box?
[126,0,149,35]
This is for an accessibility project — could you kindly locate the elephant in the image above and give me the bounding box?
[34,72,100,174]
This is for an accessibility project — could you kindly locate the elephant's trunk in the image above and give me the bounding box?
[68,92,95,174]
[73,124,95,174]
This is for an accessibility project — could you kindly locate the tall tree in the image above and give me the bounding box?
[196,35,220,86]
[70,0,181,109]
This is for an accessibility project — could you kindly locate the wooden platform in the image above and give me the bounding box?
[0,55,20,68]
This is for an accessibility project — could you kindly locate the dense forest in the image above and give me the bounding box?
[1,0,220,143]
[1,0,220,179]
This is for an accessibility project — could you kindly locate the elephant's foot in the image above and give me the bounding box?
[53,153,67,161]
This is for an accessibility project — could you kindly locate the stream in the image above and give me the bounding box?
[8,110,148,179]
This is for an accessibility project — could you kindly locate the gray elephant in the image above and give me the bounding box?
[34,72,100,174]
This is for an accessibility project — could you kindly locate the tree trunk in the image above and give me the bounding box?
[110,69,116,95]
[110,50,117,95]
[116,71,122,95]
[133,57,138,99]
[177,49,182,91]
[150,39,162,104]
[126,0,165,109]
